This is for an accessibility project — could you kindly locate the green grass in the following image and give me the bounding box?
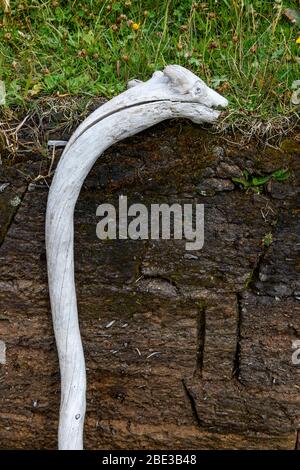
[232,168,291,192]
[0,0,299,121]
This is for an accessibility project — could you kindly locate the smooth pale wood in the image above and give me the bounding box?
[45,65,228,450]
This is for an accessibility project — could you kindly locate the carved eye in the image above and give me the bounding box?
[193,80,206,96]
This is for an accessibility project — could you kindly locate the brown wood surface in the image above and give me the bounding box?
[0,122,299,449]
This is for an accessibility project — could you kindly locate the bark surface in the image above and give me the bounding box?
[0,122,299,449]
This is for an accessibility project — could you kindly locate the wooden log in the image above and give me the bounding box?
[0,122,299,450]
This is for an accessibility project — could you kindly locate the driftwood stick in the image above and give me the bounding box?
[45,65,228,450]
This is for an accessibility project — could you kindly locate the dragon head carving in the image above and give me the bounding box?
[127,64,228,123]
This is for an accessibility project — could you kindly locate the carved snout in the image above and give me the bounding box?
[205,86,229,110]
[163,64,228,110]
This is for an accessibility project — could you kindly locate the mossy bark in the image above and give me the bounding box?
[0,123,299,449]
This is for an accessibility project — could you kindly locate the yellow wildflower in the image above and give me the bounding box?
[296,37,300,44]
[132,22,140,31]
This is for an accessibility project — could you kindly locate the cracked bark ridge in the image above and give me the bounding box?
[0,122,299,449]
[0,165,29,246]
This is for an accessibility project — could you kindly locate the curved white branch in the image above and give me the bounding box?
[45,65,228,450]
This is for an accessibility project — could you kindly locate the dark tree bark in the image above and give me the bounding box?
[0,122,299,449]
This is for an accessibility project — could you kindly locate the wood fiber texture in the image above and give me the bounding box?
[0,122,299,449]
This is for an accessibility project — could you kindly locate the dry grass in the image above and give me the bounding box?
[1,1,300,159]
[1,97,299,164]
[0,96,105,161]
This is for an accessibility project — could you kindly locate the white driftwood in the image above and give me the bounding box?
[47,140,68,148]
[45,65,228,450]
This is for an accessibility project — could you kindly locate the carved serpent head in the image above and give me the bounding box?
[127,64,228,122]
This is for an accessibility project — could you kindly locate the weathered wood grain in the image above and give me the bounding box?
[0,121,299,450]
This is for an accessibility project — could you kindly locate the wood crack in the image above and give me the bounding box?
[182,379,204,428]
[295,430,300,450]
[195,302,206,377]
[233,293,242,382]
[0,183,29,249]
